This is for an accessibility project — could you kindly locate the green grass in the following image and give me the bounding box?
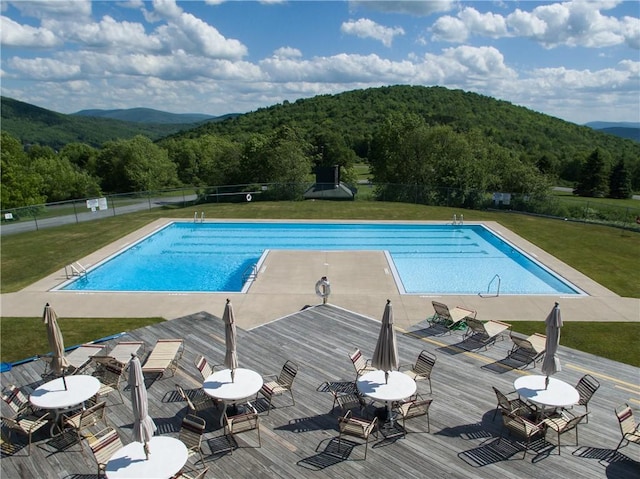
[1,200,639,365]
[551,190,640,210]
[511,321,640,368]
[0,317,165,363]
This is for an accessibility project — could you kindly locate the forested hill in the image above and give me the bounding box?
[174,85,639,164]
[72,107,221,124]
[0,97,195,149]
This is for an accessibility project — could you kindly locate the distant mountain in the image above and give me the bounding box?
[0,97,214,149]
[585,122,640,142]
[73,107,219,124]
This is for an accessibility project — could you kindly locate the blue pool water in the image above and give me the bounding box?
[60,222,583,295]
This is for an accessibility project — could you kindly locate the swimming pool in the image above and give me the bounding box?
[59,221,584,295]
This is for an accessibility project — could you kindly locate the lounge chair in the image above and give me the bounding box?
[141,339,184,377]
[257,360,298,415]
[463,317,511,350]
[572,374,600,423]
[337,410,378,460]
[542,410,588,455]
[428,301,476,331]
[394,394,433,435]
[87,427,124,478]
[508,332,547,367]
[613,403,640,457]
[224,404,261,453]
[65,344,106,374]
[498,411,546,459]
[107,341,144,365]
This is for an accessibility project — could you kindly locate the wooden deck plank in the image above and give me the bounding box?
[2,305,639,478]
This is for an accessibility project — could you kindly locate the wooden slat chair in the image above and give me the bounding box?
[613,403,640,457]
[463,318,512,350]
[179,414,206,465]
[348,348,375,378]
[175,384,217,417]
[87,427,124,478]
[93,360,126,405]
[334,392,369,417]
[573,374,600,423]
[337,410,378,460]
[2,384,39,416]
[224,404,261,453]
[428,301,476,331]
[257,360,298,415]
[492,386,536,420]
[508,332,547,367]
[1,412,50,455]
[141,339,184,378]
[498,411,546,459]
[63,401,109,447]
[399,350,436,393]
[543,410,589,455]
[394,394,433,435]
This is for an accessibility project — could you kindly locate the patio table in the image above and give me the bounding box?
[105,436,188,479]
[29,375,100,435]
[357,370,416,427]
[514,374,579,417]
[203,368,263,425]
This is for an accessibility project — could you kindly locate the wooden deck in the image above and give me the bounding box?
[1,304,639,478]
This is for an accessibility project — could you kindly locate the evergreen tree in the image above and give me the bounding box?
[574,148,609,197]
[608,159,632,199]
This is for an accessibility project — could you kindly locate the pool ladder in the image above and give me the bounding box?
[479,274,501,297]
[194,212,205,223]
[65,262,87,279]
[242,263,259,284]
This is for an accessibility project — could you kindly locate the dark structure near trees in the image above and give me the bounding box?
[304,165,355,200]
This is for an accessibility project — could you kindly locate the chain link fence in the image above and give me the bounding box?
[2,182,639,235]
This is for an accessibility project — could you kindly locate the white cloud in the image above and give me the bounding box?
[431,14,469,42]
[7,56,81,80]
[350,0,456,16]
[1,15,60,47]
[273,47,303,59]
[341,18,405,47]
[8,0,92,20]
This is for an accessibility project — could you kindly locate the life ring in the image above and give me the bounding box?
[315,278,331,298]
[246,193,252,202]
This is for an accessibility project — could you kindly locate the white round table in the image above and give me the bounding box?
[203,368,263,425]
[30,375,100,435]
[514,375,580,409]
[357,370,417,425]
[105,436,188,479]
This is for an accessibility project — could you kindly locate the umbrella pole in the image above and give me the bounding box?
[62,370,68,391]
[144,440,150,459]
[545,375,549,390]
[231,367,236,383]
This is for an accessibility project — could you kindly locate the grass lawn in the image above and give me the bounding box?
[0,317,165,363]
[1,200,638,365]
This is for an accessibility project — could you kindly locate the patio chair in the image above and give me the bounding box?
[337,410,378,460]
[613,403,640,457]
[492,386,536,420]
[394,394,433,435]
[498,411,546,459]
[193,354,216,381]
[175,384,218,418]
[572,374,600,423]
[334,392,369,417]
[172,465,209,479]
[543,409,588,455]
[428,301,476,331]
[399,350,436,393]
[1,411,50,455]
[2,384,41,416]
[508,332,547,367]
[107,340,144,365]
[463,317,512,350]
[66,344,106,374]
[257,360,298,415]
[179,414,206,465]
[348,348,376,378]
[142,339,184,377]
[224,404,261,453]
[87,427,123,478]
[63,401,109,446]
[93,360,126,404]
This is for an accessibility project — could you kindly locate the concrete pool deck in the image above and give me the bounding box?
[1,219,638,329]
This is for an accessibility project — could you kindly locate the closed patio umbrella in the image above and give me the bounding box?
[129,353,156,459]
[541,302,563,389]
[371,299,399,384]
[223,299,238,382]
[43,303,70,390]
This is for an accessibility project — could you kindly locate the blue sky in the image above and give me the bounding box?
[1,0,639,124]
